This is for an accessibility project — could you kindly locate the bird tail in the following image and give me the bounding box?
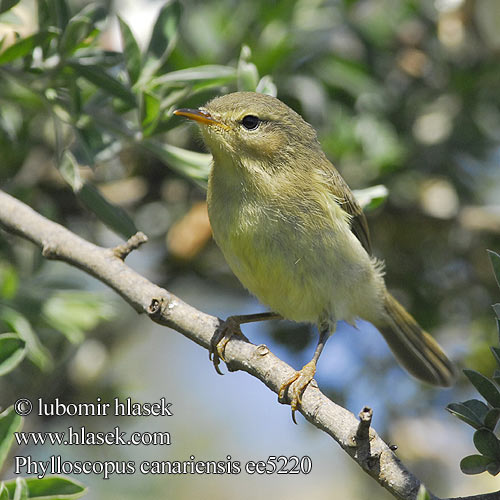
[376,292,456,387]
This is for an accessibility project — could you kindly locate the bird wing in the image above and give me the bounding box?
[327,165,372,255]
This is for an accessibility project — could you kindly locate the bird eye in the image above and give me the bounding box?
[241,115,260,130]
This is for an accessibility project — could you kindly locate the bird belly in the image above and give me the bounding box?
[208,191,384,326]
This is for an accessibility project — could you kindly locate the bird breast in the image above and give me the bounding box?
[207,160,385,327]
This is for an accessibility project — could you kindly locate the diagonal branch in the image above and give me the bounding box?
[0,189,496,500]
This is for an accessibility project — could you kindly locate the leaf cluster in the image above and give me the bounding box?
[447,251,500,476]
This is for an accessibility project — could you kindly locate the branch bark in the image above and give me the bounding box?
[0,189,497,500]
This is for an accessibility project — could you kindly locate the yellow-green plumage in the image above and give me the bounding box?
[175,91,455,410]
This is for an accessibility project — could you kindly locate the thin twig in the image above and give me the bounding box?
[112,231,148,260]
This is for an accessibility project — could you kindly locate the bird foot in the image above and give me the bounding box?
[278,360,317,424]
[209,316,244,375]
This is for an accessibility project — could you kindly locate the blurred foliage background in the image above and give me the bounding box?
[1,0,500,498]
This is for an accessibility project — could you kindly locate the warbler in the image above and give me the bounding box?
[174,92,455,421]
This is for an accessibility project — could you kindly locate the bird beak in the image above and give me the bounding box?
[174,108,229,130]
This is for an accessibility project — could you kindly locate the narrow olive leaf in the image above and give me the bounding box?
[78,182,137,239]
[460,454,493,475]
[488,250,500,290]
[13,477,28,500]
[484,408,500,430]
[493,304,500,320]
[144,0,181,74]
[237,45,259,92]
[59,5,104,56]
[58,151,83,192]
[42,290,115,344]
[0,482,8,500]
[68,62,136,107]
[3,476,87,500]
[0,406,23,471]
[0,333,26,376]
[474,429,500,459]
[0,263,18,299]
[38,0,70,31]
[140,88,191,136]
[141,91,161,137]
[141,140,211,186]
[353,185,389,212]
[0,306,52,371]
[256,75,277,97]
[416,484,430,500]
[464,369,500,408]
[0,0,20,14]
[154,65,237,85]
[118,16,141,85]
[492,346,500,368]
[446,402,485,429]
[0,31,56,65]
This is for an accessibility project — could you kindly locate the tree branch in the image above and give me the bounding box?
[0,189,496,500]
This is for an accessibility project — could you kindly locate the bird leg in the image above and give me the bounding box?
[210,311,281,374]
[278,326,331,424]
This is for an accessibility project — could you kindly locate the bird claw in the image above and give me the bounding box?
[278,360,317,424]
[209,316,243,375]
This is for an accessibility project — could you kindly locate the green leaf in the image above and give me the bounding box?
[154,65,237,85]
[42,291,115,344]
[464,399,490,421]
[416,484,430,500]
[59,5,105,56]
[0,333,26,376]
[13,477,28,500]
[484,408,500,430]
[141,91,161,137]
[144,0,181,75]
[487,460,500,475]
[316,58,378,98]
[3,476,87,499]
[0,0,20,15]
[474,429,500,459]
[141,140,211,186]
[460,454,493,474]
[77,182,137,239]
[488,250,500,290]
[0,31,56,65]
[0,406,23,471]
[139,87,190,136]
[493,304,500,320]
[256,75,277,97]
[0,261,19,299]
[118,16,141,85]
[0,482,9,500]
[447,402,486,429]
[58,151,83,191]
[492,346,500,368]
[464,369,500,408]
[68,62,136,107]
[0,306,52,371]
[38,0,70,31]
[237,45,259,92]
[353,185,389,212]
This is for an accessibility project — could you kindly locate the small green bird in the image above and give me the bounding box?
[175,92,455,421]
